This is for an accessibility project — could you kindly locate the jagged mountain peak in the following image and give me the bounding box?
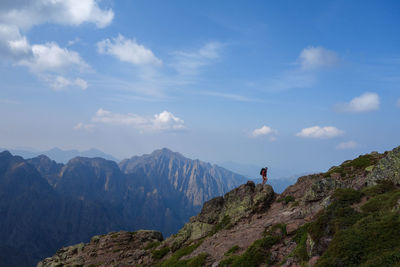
[66,155,120,168]
[0,150,12,158]
[151,147,183,157]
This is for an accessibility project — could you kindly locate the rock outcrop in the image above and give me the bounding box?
[38,230,163,267]
[167,181,275,250]
[366,146,400,185]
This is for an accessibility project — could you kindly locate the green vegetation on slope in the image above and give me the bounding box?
[323,153,383,179]
[290,181,400,266]
[160,241,204,267]
[219,224,285,267]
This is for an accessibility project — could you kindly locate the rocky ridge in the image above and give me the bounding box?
[39,145,400,266]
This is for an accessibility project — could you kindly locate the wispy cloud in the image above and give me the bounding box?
[201,91,257,102]
[47,76,88,90]
[296,126,344,139]
[67,38,81,46]
[0,98,21,105]
[264,70,316,91]
[97,34,162,65]
[76,109,186,132]
[262,46,337,92]
[335,92,380,113]
[298,46,338,70]
[74,122,95,132]
[336,141,358,150]
[171,41,223,76]
[93,41,225,100]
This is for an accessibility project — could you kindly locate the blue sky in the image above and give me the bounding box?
[1,0,400,175]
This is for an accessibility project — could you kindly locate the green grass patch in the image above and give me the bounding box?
[152,246,171,260]
[309,184,400,266]
[344,154,374,169]
[145,241,161,250]
[178,253,209,267]
[315,212,400,266]
[224,245,239,256]
[219,235,281,267]
[292,223,310,262]
[161,242,203,267]
[208,215,231,237]
[308,189,364,245]
[362,180,396,197]
[278,195,295,204]
[322,153,382,179]
[110,233,119,238]
[264,223,287,238]
[361,189,400,213]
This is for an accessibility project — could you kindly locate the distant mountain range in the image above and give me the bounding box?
[0,148,246,267]
[0,147,119,163]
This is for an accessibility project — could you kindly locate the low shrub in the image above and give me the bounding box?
[145,241,161,250]
[152,246,170,260]
[161,242,202,267]
[224,245,239,256]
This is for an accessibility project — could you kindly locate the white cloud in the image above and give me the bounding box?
[251,125,278,141]
[89,109,185,132]
[172,41,222,75]
[335,92,380,113]
[0,0,111,89]
[336,141,358,150]
[153,111,185,130]
[49,76,88,90]
[296,126,344,139]
[67,37,81,46]
[252,125,277,137]
[0,0,114,29]
[74,122,95,132]
[299,46,338,70]
[18,42,89,73]
[2,39,91,90]
[0,24,32,60]
[97,34,162,65]
[92,108,148,126]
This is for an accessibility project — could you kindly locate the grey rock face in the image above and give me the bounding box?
[168,181,275,249]
[366,146,400,185]
[37,230,164,267]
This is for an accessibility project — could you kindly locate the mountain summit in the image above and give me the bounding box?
[120,148,247,207]
[39,145,400,267]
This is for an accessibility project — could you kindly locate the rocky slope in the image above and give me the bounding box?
[39,146,400,266]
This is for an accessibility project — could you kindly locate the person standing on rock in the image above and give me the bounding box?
[260,167,268,185]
